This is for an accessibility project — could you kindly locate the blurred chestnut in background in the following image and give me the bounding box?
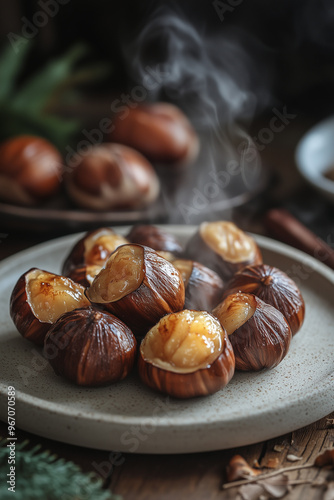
[62,227,128,276]
[213,292,292,371]
[185,221,262,281]
[138,309,235,398]
[127,224,183,256]
[110,103,199,166]
[87,244,185,337]
[172,259,224,311]
[0,135,62,205]
[222,264,305,336]
[10,268,90,345]
[44,306,137,386]
[65,143,160,210]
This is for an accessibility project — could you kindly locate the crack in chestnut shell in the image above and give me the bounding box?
[62,227,128,276]
[184,225,262,281]
[10,268,89,346]
[138,329,235,398]
[222,296,292,371]
[127,225,183,255]
[44,307,137,386]
[222,264,305,336]
[173,260,224,311]
[88,245,185,337]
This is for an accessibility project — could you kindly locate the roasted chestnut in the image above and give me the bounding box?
[0,135,62,205]
[110,103,199,166]
[185,221,262,281]
[138,309,235,398]
[65,143,160,210]
[62,227,128,276]
[66,264,102,288]
[87,244,185,337]
[10,268,90,345]
[44,306,137,386]
[222,264,305,336]
[213,293,292,371]
[172,259,224,311]
[127,224,183,256]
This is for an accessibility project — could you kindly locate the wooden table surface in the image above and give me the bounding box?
[0,115,333,499]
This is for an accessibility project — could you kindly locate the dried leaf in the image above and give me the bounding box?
[239,474,289,500]
[239,482,268,500]
[226,455,261,482]
[324,482,334,500]
[265,457,280,469]
[314,449,334,467]
[273,445,285,453]
[286,454,302,462]
[261,474,290,497]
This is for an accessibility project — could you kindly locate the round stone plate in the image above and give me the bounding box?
[0,226,333,454]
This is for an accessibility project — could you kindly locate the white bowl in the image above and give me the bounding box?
[295,115,334,203]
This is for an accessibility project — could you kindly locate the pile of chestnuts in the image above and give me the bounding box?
[10,221,305,398]
[0,102,199,210]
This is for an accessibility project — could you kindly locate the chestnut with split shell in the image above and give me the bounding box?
[138,309,235,398]
[185,221,262,281]
[62,227,128,276]
[172,259,224,311]
[213,292,292,371]
[65,143,160,210]
[222,264,305,336]
[127,224,183,256]
[10,268,90,345]
[110,103,199,166]
[44,306,137,386]
[87,244,185,337]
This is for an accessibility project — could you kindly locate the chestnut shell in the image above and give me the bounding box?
[87,245,185,337]
[222,264,305,336]
[10,267,89,345]
[214,294,292,371]
[44,306,137,386]
[138,328,235,398]
[185,222,262,281]
[127,225,183,256]
[173,259,224,311]
[62,227,127,276]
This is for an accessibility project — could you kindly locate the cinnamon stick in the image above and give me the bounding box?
[263,208,334,271]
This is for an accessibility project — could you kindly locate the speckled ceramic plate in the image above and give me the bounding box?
[0,226,333,454]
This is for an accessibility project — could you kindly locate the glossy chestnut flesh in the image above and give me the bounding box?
[138,310,235,398]
[62,227,128,276]
[127,225,183,256]
[87,244,185,337]
[10,268,90,345]
[213,293,292,371]
[44,306,137,386]
[172,259,224,311]
[222,264,305,336]
[185,221,262,281]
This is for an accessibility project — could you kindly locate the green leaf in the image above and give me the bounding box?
[0,439,121,500]
[0,41,31,100]
[12,43,90,111]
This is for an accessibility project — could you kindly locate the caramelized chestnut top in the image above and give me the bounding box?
[200,221,259,264]
[87,245,145,303]
[140,310,225,374]
[213,293,256,335]
[25,268,89,323]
